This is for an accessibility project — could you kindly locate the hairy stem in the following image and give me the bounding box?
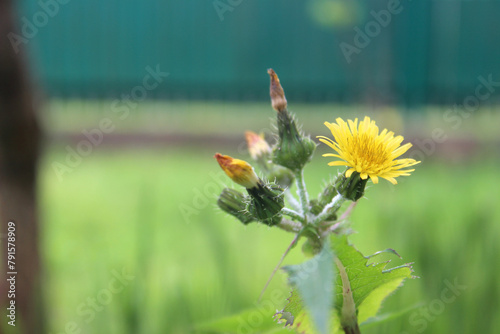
[320,201,358,236]
[277,218,303,233]
[282,208,304,223]
[313,193,346,225]
[285,190,301,212]
[295,169,309,222]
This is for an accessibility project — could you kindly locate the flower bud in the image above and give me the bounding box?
[246,182,285,226]
[245,131,272,161]
[300,226,323,257]
[309,200,337,221]
[215,153,261,189]
[309,179,339,220]
[272,109,316,172]
[214,153,285,226]
[318,180,339,207]
[335,171,368,202]
[267,69,316,171]
[245,131,294,188]
[217,188,254,225]
[302,238,323,257]
[268,68,287,112]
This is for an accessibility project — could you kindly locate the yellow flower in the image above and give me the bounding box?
[317,116,420,185]
[214,153,261,188]
[245,131,271,160]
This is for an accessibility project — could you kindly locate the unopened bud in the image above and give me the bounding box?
[215,153,285,226]
[266,70,315,171]
[214,153,261,189]
[268,68,287,112]
[245,131,271,161]
[246,182,285,226]
[273,110,316,172]
[217,188,254,225]
[309,179,339,220]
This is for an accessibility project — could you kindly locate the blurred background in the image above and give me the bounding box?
[1,0,500,333]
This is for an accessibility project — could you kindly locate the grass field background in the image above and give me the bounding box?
[39,101,500,333]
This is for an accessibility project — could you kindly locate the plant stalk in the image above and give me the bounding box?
[295,169,309,222]
[281,208,304,223]
[313,193,345,225]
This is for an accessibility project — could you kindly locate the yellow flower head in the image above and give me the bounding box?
[245,131,271,160]
[317,116,420,185]
[214,153,261,189]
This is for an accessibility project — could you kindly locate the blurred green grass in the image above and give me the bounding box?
[41,100,500,142]
[40,142,500,333]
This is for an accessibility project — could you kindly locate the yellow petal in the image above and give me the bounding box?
[328,161,349,167]
[345,168,356,178]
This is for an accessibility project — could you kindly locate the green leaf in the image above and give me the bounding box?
[195,307,289,334]
[277,234,415,333]
[332,235,415,324]
[277,289,341,334]
[360,303,424,329]
[281,241,335,334]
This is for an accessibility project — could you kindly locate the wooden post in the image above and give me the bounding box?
[0,0,44,332]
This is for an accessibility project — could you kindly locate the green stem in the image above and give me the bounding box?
[276,219,302,233]
[281,208,305,224]
[284,190,301,212]
[312,193,346,225]
[295,169,309,222]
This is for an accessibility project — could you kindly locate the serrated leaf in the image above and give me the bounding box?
[276,289,341,334]
[278,234,414,333]
[331,235,414,324]
[281,242,335,334]
[196,307,290,334]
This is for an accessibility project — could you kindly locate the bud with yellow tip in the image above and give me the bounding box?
[215,153,261,189]
[214,153,285,226]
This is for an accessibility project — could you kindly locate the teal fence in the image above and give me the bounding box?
[15,0,500,105]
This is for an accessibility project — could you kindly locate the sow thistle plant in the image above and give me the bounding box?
[207,69,420,334]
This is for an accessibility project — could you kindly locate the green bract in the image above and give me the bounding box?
[217,188,254,225]
[273,109,317,172]
[246,182,285,226]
